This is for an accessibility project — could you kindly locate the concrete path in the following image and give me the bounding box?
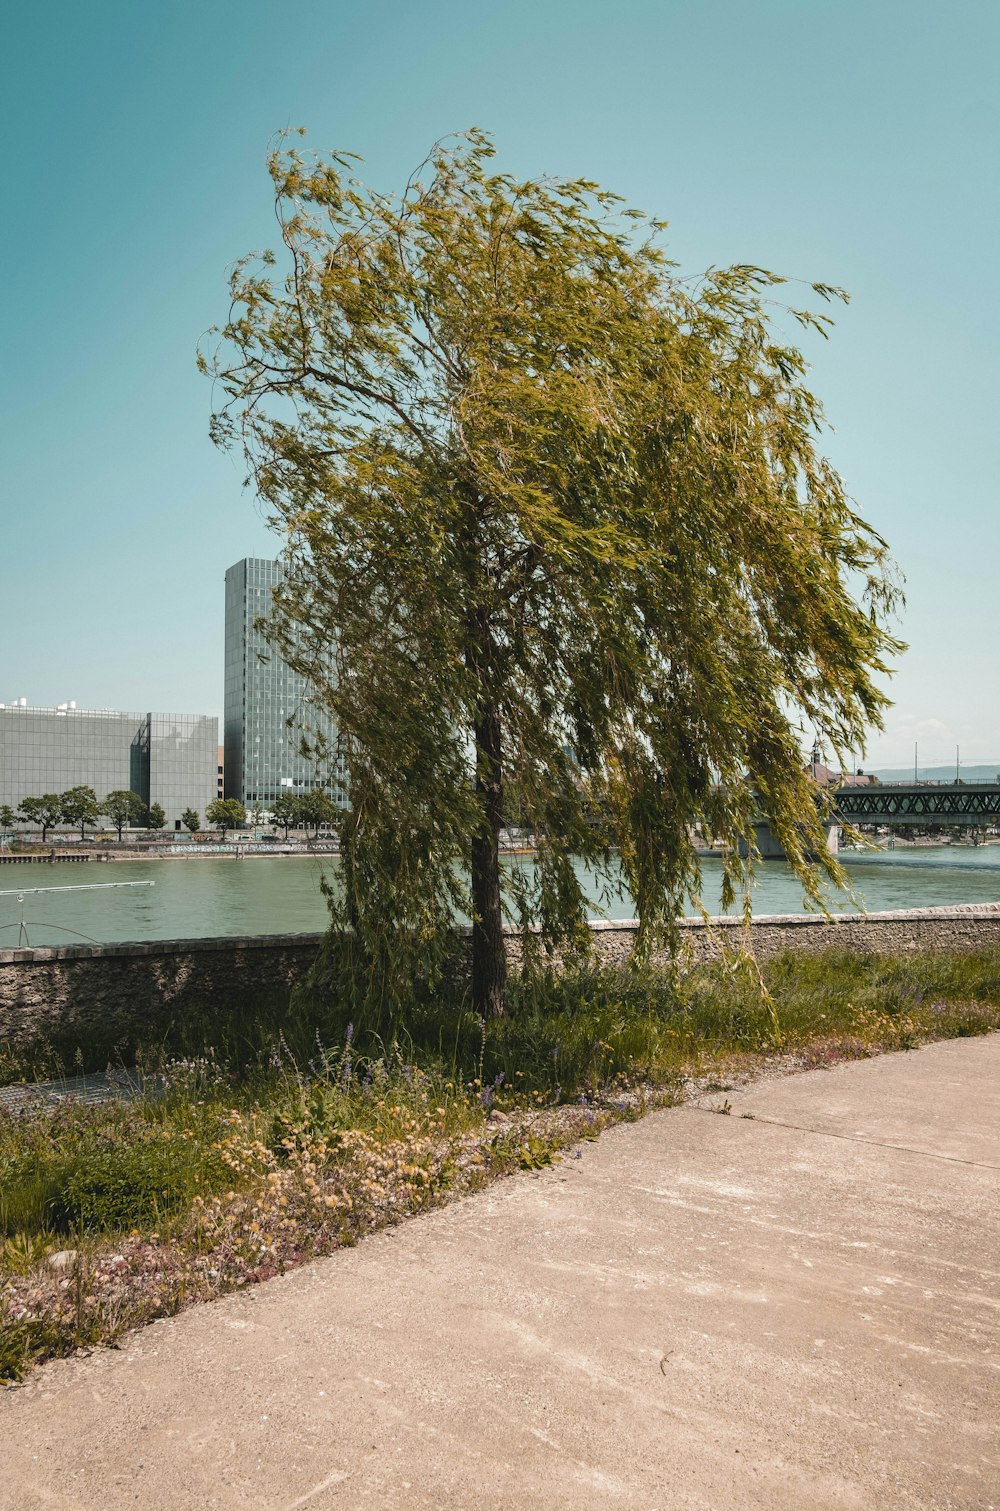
[3,1037,998,1510]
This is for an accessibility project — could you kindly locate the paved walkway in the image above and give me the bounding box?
[3,1036,998,1510]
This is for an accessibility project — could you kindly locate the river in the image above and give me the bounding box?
[2,847,1000,948]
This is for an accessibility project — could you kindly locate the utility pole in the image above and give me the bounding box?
[914,742,918,784]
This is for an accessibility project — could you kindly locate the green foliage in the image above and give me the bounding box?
[101,790,146,840]
[294,945,1000,1094]
[265,790,338,837]
[205,797,247,836]
[269,791,300,836]
[0,1318,93,1384]
[0,1163,67,1238]
[146,801,166,831]
[17,794,63,841]
[0,804,15,835]
[0,1104,237,1242]
[60,785,100,840]
[0,1228,57,1275]
[181,807,201,834]
[296,788,338,837]
[55,1138,225,1233]
[204,130,903,1028]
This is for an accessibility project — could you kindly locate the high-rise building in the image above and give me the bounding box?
[0,703,218,830]
[224,558,340,807]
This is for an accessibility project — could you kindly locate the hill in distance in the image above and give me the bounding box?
[866,763,1000,783]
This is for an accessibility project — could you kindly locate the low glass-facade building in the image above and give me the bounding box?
[146,714,220,825]
[0,704,218,830]
[224,558,340,808]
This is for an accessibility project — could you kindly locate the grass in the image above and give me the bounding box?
[2,944,998,1383]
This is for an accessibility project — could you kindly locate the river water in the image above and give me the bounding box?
[2,847,1000,948]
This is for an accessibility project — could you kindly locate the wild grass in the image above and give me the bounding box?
[2,944,998,1382]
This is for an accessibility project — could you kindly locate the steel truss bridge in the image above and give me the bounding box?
[832,783,1000,828]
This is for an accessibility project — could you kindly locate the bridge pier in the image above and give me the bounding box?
[742,819,839,861]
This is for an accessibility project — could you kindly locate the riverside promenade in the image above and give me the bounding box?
[2,1037,997,1510]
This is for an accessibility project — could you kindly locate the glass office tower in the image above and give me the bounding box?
[224,558,340,808]
[0,705,218,830]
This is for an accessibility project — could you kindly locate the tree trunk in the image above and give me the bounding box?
[464,500,507,1020]
[471,696,506,1019]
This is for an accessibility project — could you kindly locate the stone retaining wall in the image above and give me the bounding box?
[3,905,1000,1048]
[591,903,1000,967]
[0,934,325,1049]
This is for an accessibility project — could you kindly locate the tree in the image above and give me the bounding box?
[102,790,146,841]
[297,788,338,839]
[181,807,201,834]
[206,797,247,840]
[146,802,166,831]
[204,131,902,1024]
[0,805,15,839]
[18,795,63,842]
[60,785,101,841]
[270,791,301,838]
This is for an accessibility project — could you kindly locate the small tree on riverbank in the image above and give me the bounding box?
[102,790,146,842]
[18,795,63,842]
[204,130,903,1027]
[206,797,247,840]
[146,802,166,832]
[297,789,338,840]
[181,808,201,834]
[270,792,299,838]
[60,785,100,841]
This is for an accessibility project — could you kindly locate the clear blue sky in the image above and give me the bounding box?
[2,0,996,766]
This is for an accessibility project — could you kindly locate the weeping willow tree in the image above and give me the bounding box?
[202,129,902,1025]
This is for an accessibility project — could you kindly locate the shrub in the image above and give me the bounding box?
[52,1135,229,1233]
